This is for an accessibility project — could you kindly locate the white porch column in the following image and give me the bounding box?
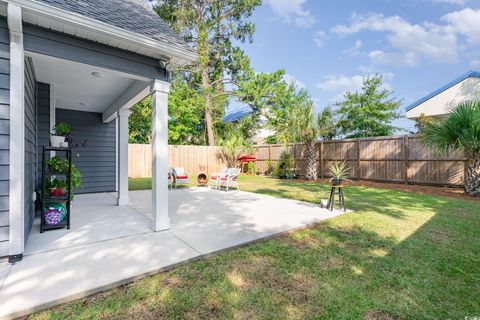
[8,3,25,261]
[151,79,170,231]
[117,109,131,206]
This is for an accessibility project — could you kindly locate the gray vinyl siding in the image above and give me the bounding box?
[0,18,9,258]
[56,109,116,194]
[36,83,50,187]
[24,57,36,241]
[23,23,168,81]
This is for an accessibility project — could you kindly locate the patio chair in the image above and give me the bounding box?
[171,167,189,188]
[210,167,228,190]
[168,169,173,190]
[220,168,241,191]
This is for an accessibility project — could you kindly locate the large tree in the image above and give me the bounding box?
[421,101,480,196]
[336,75,402,138]
[154,0,261,145]
[129,77,205,145]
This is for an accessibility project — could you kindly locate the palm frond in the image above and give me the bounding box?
[420,100,480,157]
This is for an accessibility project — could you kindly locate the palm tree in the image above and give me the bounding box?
[217,132,252,168]
[284,93,321,180]
[420,101,480,196]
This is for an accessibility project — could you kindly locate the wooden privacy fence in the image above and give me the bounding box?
[254,135,466,186]
[129,135,466,186]
[129,144,227,178]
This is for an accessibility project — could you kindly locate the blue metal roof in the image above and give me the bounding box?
[405,71,480,112]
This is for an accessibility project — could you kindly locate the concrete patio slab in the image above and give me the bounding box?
[26,193,153,255]
[130,188,345,254]
[0,231,199,319]
[0,188,346,319]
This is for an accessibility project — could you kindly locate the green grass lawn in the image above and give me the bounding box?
[33,176,480,319]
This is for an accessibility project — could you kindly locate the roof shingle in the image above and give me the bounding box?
[35,0,194,54]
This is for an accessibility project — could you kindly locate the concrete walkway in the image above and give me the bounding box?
[0,188,345,319]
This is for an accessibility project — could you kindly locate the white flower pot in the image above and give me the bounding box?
[320,199,329,208]
[50,135,65,147]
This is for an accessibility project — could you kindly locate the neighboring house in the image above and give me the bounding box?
[405,71,480,120]
[0,0,195,262]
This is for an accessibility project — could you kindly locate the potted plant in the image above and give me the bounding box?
[45,156,82,199]
[45,156,64,173]
[47,178,67,197]
[50,122,71,147]
[327,161,351,186]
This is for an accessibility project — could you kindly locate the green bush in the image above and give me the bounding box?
[275,151,294,178]
[247,161,255,175]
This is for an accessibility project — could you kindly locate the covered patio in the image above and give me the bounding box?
[0,188,345,319]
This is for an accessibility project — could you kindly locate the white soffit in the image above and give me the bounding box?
[30,53,145,113]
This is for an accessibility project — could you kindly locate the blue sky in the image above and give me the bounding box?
[229,0,480,133]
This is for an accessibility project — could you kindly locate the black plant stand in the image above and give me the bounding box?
[327,186,346,212]
[40,146,72,232]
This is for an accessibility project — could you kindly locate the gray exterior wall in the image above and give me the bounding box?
[23,23,168,81]
[56,109,116,194]
[36,83,49,186]
[0,18,9,258]
[24,57,36,242]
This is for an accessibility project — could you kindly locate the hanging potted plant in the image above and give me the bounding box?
[327,161,351,186]
[50,122,71,147]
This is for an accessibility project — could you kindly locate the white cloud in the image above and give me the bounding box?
[369,50,421,67]
[313,30,327,47]
[343,40,363,56]
[442,8,480,44]
[470,59,480,68]
[283,73,307,89]
[432,0,470,5]
[316,75,364,92]
[317,73,394,102]
[332,12,460,66]
[265,0,316,28]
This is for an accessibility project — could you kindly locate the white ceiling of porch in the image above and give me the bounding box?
[30,53,141,113]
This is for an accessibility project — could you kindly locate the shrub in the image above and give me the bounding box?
[275,150,294,178]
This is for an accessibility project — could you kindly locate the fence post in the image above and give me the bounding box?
[320,141,324,179]
[404,135,409,184]
[357,138,361,180]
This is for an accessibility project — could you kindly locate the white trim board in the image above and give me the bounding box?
[7,0,197,66]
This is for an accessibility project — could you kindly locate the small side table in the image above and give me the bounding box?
[327,186,346,212]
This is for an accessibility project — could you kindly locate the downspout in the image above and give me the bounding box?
[8,3,25,263]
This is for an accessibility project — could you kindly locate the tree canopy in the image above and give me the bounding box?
[335,75,402,138]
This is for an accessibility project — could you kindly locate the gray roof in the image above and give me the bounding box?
[35,0,194,54]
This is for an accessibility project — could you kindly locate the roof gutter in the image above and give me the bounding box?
[8,0,197,66]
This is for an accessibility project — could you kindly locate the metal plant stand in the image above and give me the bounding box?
[327,186,346,212]
[40,146,72,232]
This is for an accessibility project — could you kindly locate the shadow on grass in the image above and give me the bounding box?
[32,178,480,320]
[250,178,453,220]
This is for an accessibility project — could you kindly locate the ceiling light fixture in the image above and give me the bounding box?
[91,71,103,78]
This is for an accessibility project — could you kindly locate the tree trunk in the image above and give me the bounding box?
[465,154,480,196]
[304,142,318,180]
[201,69,215,146]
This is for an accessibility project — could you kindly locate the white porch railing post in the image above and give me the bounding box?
[151,79,170,231]
[8,3,25,262]
[117,109,131,206]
